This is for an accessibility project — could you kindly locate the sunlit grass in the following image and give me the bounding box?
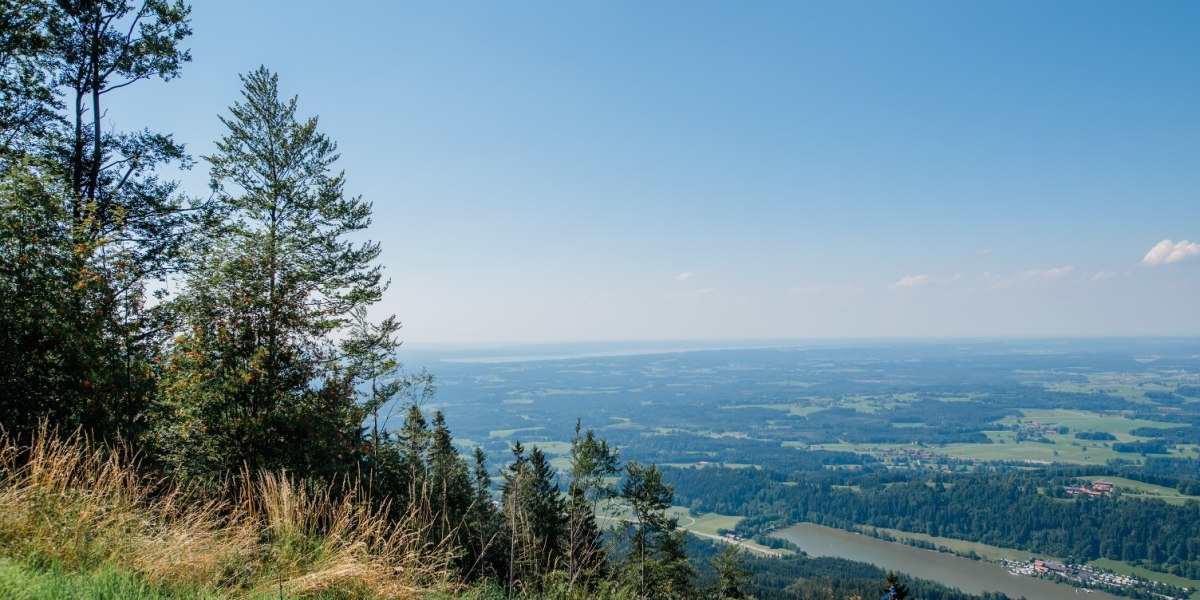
[0,425,455,599]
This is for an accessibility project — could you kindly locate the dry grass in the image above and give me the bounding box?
[0,425,457,598]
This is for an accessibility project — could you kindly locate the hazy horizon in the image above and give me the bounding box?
[112,1,1199,343]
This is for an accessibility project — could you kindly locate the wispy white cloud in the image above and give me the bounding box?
[984,266,1074,289]
[1141,239,1200,266]
[790,284,865,296]
[674,272,694,281]
[889,274,931,290]
[1018,266,1073,280]
[1089,270,1117,283]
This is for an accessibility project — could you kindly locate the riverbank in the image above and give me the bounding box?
[773,522,1124,600]
[845,524,1199,599]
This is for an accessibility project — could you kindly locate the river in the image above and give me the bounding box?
[772,523,1121,600]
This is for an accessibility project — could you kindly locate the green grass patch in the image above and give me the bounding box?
[526,441,572,455]
[1089,558,1200,599]
[938,431,1124,464]
[660,462,759,470]
[0,558,290,600]
[487,426,544,438]
[853,526,1053,563]
[720,403,825,417]
[1007,409,1186,435]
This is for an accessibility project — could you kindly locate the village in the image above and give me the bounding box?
[1063,481,1115,498]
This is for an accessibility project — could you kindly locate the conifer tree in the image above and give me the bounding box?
[711,545,752,599]
[429,411,473,558]
[467,446,504,581]
[501,442,567,593]
[621,460,694,599]
[883,571,909,600]
[653,528,696,599]
[156,67,387,480]
[400,404,430,501]
[343,305,434,508]
[566,420,619,588]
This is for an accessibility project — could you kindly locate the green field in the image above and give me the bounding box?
[854,525,1055,562]
[720,403,826,417]
[801,408,1193,466]
[939,431,1129,464]
[487,426,544,438]
[661,462,759,470]
[1005,409,1186,435]
[1090,558,1200,599]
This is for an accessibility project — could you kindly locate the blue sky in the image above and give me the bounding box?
[115,1,1199,343]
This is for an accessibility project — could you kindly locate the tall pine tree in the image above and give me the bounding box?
[156,67,387,481]
[565,420,619,589]
[621,460,694,599]
[501,442,567,593]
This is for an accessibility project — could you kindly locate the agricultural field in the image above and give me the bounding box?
[411,339,1200,476]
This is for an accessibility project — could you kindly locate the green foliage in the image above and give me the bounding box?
[884,571,909,600]
[0,164,89,432]
[0,559,218,600]
[502,442,568,593]
[565,420,620,589]
[621,461,695,599]
[466,447,506,582]
[0,0,197,445]
[0,161,148,438]
[710,545,752,600]
[429,411,476,569]
[0,0,58,166]
[154,67,386,481]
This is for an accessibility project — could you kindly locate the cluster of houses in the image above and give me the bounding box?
[1019,421,1066,436]
[1032,560,1070,574]
[1005,558,1169,596]
[1063,481,1114,497]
